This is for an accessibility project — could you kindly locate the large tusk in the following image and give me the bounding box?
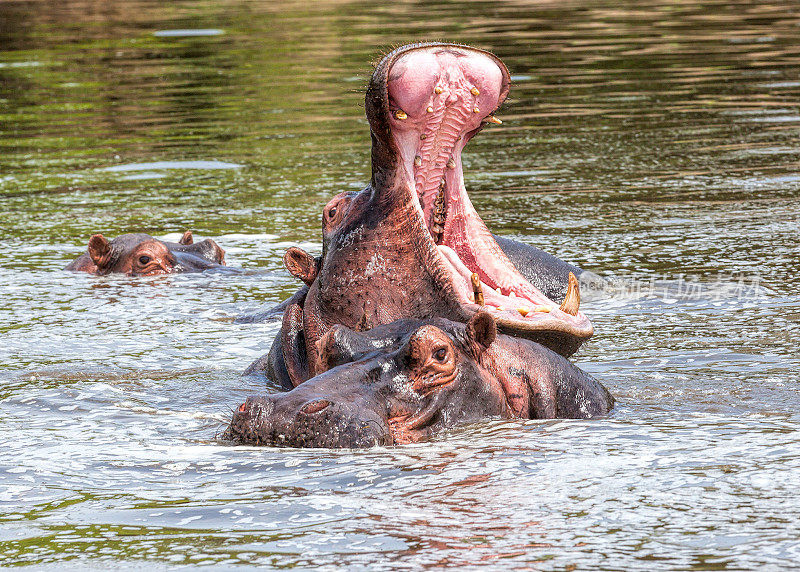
[471,273,484,306]
[559,272,580,316]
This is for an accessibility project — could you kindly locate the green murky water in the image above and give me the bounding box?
[1,1,799,568]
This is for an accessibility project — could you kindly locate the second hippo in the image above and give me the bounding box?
[66,231,227,276]
[225,312,614,448]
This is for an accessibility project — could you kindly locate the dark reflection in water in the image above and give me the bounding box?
[0,0,798,569]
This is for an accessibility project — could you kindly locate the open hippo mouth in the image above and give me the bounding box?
[369,43,592,344]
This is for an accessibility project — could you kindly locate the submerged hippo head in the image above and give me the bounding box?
[304,43,592,368]
[225,313,613,448]
[226,313,507,447]
[65,231,226,276]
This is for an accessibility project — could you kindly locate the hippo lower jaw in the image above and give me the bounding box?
[377,43,593,347]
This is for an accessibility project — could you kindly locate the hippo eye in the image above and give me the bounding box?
[328,207,337,219]
[434,348,447,362]
[138,255,151,265]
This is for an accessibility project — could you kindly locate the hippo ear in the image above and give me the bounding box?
[179,230,193,245]
[284,247,318,286]
[466,311,497,358]
[87,234,112,269]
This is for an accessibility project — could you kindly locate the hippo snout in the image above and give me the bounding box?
[224,394,391,448]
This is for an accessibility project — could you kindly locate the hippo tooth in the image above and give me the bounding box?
[395,109,407,120]
[471,86,480,96]
[534,306,551,313]
[517,307,529,317]
[426,105,434,113]
[509,291,516,298]
[434,86,443,94]
[470,273,484,306]
[485,115,503,124]
[473,106,480,113]
[447,158,456,169]
[414,155,422,167]
[559,272,581,316]
[431,181,447,242]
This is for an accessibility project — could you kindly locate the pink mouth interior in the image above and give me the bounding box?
[386,47,589,329]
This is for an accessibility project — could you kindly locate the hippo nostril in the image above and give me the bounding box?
[300,400,332,415]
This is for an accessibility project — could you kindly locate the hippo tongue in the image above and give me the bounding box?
[383,44,592,340]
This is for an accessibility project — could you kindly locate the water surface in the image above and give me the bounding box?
[1,0,799,568]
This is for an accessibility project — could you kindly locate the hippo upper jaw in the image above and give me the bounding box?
[365,43,593,354]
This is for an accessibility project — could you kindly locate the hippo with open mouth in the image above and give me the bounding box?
[352,43,593,349]
[225,312,613,448]
[66,231,227,276]
[247,43,594,388]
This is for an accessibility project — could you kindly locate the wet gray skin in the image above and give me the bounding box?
[65,231,229,276]
[225,313,614,448]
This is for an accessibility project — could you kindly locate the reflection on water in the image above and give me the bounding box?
[1,0,799,568]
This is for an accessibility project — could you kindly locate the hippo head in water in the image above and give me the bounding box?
[299,43,591,376]
[65,231,226,276]
[225,312,613,448]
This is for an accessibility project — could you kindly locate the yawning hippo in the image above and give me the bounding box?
[237,42,596,330]
[66,231,226,276]
[276,43,593,375]
[225,312,613,448]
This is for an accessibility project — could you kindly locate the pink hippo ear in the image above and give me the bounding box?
[179,230,193,245]
[283,247,318,286]
[87,234,112,269]
[466,311,497,358]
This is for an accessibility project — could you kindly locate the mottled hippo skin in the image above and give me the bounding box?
[66,231,226,276]
[226,312,613,448]
[250,43,595,385]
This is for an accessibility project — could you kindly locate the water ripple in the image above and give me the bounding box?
[1,0,798,568]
